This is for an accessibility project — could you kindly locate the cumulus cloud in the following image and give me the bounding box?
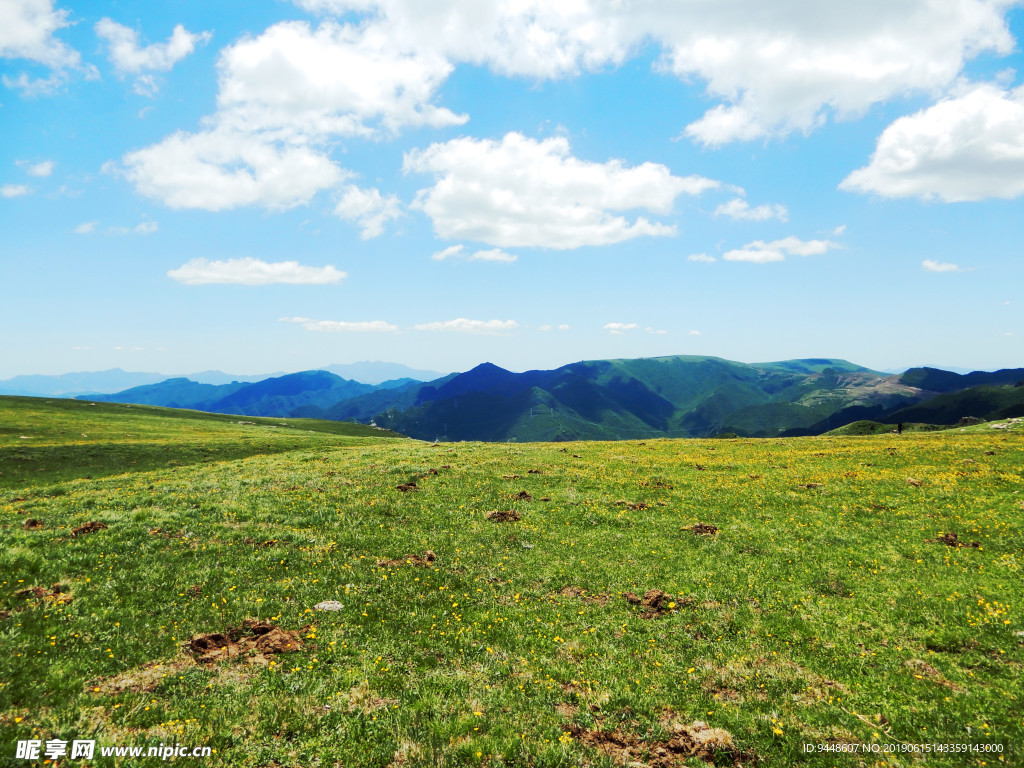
[687,253,716,263]
[604,322,640,334]
[723,236,838,263]
[714,197,788,222]
[413,318,518,334]
[841,82,1024,201]
[168,257,346,285]
[119,127,346,211]
[406,132,719,249]
[0,0,91,92]
[215,20,466,141]
[334,184,402,238]
[430,244,517,262]
[289,0,1019,144]
[1,184,30,198]
[279,317,398,332]
[74,220,97,234]
[95,19,210,95]
[117,18,464,210]
[922,259,969,272]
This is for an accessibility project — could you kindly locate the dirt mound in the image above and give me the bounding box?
[513,491,532,501]
[930,532,980,548]
[502,474,521,480]
[682,523,719,536]
[22,518,43,529]
[569,720,747,766]
[189,619,305,664]
[71,521,108,536]
[377,551,437,567]
[615,500,649,510]
[905,477,925,487]
[486,509,521,522]
[395,482,419,492]
[528,469,544,474]
[14,584,72,605]
[623,589,676,619]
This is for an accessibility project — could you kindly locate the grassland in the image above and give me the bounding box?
[1,396,1022,767]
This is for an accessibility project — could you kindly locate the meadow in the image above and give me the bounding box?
[1,396,1022,767]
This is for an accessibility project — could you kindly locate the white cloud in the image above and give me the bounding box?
[922,259,969,272]
[119,127,346,211]
[168,257,347,285]
[431,244,464,261]
[687,253,717,263]
[74,220,97,234]
[645,326,667,335]
[215,20,466,141]
[333,184,402,238]
[714,197,788,222]
[723,236,838,263]
[109,221,158,235]
[833,224,847,235]
[289,1,1019,145]
[19,159,55,176]
[841,82,1024,202]
[279,317,398,332]
[406,132,720,249]
[557,324,570,331]
[413,318,518,334]
[95,19,210,74]
[431,244,518,263]
[604,322,641,334]
[1,184,30,198]
[0,0,77,64]
[688,330,702,336]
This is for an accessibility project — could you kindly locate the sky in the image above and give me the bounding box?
[2,0,1023,380]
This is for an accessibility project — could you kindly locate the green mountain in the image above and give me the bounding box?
[366,356,924,441]
[84,371,378,417]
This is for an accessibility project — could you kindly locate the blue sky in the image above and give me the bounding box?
[2,0,1023,379]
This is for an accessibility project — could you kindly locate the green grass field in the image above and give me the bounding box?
[1,396,1022,766]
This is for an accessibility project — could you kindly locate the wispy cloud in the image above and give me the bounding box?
[687,253,716,263]
[278,317,398,332]
[714,197,788,222]
[922,259,970,273]
[1,184,31,198]
[168,257,346,285]
[413,318,518,334]
[74,221,98,234]
[431,244,518,263]
[723,236,839,263]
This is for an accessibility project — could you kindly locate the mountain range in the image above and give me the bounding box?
[0,361,445,397]
[63,355,1024,441]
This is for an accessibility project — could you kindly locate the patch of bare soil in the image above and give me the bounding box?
[682,523,719,536]
[376,550,437,567]
[486,509,521,522]
[502,474,521,480]
[568,720,751,766]
[243,537,279,548]
[22,518,43,529]
[528,469,544,474]
[89,659,194,695]
[395,482,419,492]
[14,583,72,605]
[615,500,649,510]
[622,589,676,619]
[71,521,108,536]
[513,490,532,501]
[189,619,306,665]
[559,585,610,606]
[905,477,925,487]
[929,532,980,548]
